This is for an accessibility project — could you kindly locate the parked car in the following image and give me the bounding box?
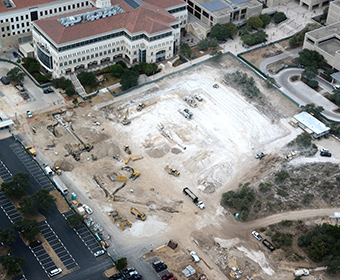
[152,260,163,267]
[83,204,93,215]
[252,231,263,241]
[49,268,62,277]
[154,264,167,272]
[29,240,42,248]
[93,249,105,257]
[0,76,10,85]
[333,84,340,90]
[12,51,18,58]
[255,152,265,159]
[15,84,25,92]
[213,83,219,88]
[320,149,331,157]
[43,87,54,94]
[190,251,200,263]
[26,111,33,118]
[162,273,176,280]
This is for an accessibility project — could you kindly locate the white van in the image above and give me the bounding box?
[190,251,200,263]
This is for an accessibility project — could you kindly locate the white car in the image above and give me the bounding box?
[26,111,33,118]
[83,204,93,215]
[94,250,105,257]
[49,268,62,277]
[252,231,263,241]
[333,84,340,90]
[190,251,200,263]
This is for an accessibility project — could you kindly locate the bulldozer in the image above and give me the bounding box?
[121,166,140,180]
[165,165,180,177]
[131,207,147,221]
[124,145,131,155]
[136,102,146,111]
[121,109,131,125]
[53,165,62,175]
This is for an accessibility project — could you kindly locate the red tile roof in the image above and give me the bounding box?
[0,0,58,13]
[34,0,184,45]
[141,0,186,9]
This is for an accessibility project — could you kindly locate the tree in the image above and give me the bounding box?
[19,196,37,215]
[289,35,299,47]
[259,14,271,27]
[298,49,326,68]
[197,39,210,51]
[120,70,139,90]
[77,71,96,86]
[247,17,263,29]
[13,219,40,242]
[32,189,56,211]
[1,173,32,198]
[0,254,25,276]
[72,98,78,105]
[209,23,229,41]
[265,77,276,88]
[301,103,324,120]
[7,67,25,83]
[209,38,218,48]
[66,212,84,227]
[0,228,15,246]
[179,43,193,60]
[273,12,287,24]
[23,57,40,73]
[114,257,127,270]
[110,63,124,77]
[65,86,76,97]
[225,23,238,38]
[210,50,223,62]
[331,88,340,106]
[302,66,318,81]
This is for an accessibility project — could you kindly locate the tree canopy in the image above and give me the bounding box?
[298,49,325,68]
[0,228,15,246]
[7,67,25,83]
[1,173,32,198]
[120,70,139,90]
[110,63,124,77]
[66,212,84,227]
[52,77,75,97]
[302,66,318,81]
[19,196,37,215]
[179,43,193,60]
[298,223,340,274]
[210,50,223,62]
[225,23,238,38]
[273,12,287,24]
[300,103,324,120]
[209,23,230,41]
[259,14,271,27]
[32,189,56,211]
[114,257,128,270]
[241,30,268,46]
[13,219,40,242]
[77,71,96,86]
[247,17,263,29]
[0,254,25,276]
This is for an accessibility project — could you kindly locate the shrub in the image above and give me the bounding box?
[308,80,318,88]
[259,182,272,192]
[77,71,96,86]
[275,170,289,183]
[272,232,293,248]
[274,12,287,24]
[302,193,314,204]
[34,73,48,83]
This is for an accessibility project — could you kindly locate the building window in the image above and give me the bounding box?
[54,8,57,13]
[95,53,98,57]
[60,63,63,67]
[69,61,72,65]
[26,22,29,26]
[64,61,67,65]
[16,17,18,21]
[82,57,85,61]
[6,26,9,31]
[99,52,102,56]
[26,15,28,19]
[77,3,80,8]
[16,24,19,28]
[117,47,120,51]
[87,55,90,59]
[104,51,107,55]
[91,54,94,58]
[59,7,62,12]
[134,51,137,55]
[108,50,111,54]
[11,18,13,22]
[73,59,76,63]
[72,4,75,9]
[64,6,66,11]
[21,16,23,20]
[22,23,24,27]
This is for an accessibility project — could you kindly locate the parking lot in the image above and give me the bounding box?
[29,241,58,277]
[39,221,79,272]
[10,143,55,191]
[147,257,173,279]
[63,211,103,255]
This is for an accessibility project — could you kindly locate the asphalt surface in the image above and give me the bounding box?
[0,136,114,280]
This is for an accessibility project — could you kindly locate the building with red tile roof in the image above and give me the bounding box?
[31,0,187,77]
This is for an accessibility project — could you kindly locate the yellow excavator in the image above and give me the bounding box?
[121,166,140,180]
[136,102,146,111]
[78,143,93,152]
[121,109,131,125]
[130,207,147,221]
[165,165,180,177]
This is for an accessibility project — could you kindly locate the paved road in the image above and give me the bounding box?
[0,137,113,280]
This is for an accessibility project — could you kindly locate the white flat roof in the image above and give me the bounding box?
[0,119,14,128]
[293,112,330,135]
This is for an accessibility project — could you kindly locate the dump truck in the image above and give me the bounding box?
[136,102,146,111]
[131,207,147,221]
[131,155,143,161]
[53,176,69,195]
[25,146,37,156]
[110,176,127,182]
[183,187,205,209]
[165,165,180,177]
[125,156,131,164]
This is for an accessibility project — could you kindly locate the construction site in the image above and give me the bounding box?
[14,55,340,280]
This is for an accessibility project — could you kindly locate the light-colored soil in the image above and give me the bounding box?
[17,54,339,280]
[51,189,71,214]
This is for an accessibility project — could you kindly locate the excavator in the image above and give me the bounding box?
[124,145,131,154]
[121,166,140,180]
[121,109,131,125]
[130,207,147,221]
[136,102,146,111]
[165,165,180,177]
[53,165,62,175]
[78,143,93,152]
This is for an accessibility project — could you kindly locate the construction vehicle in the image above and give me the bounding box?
[119,219,131,230]
[109,210,122,223]
[124,145,131,154]
[78,143,93,152]
[165,165,180,177]
[110,176,127,182]
[101,240,109,248]
[121,166,140,180]
[53,176,69,195]
[194,94,203,101]
[130,207,147,221]
[53,165,62,175]
[178,108,193,119]
[184,96,197,108]
[131,155,143,161]
[125,156,131,164]
[136,102,146,111]
[183,187,205,209]
[25,146,37,156]
[121,109,131,125]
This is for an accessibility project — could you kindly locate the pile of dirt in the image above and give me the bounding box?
[56,160,74,171]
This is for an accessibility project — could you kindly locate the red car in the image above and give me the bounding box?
[162,274,173,280]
